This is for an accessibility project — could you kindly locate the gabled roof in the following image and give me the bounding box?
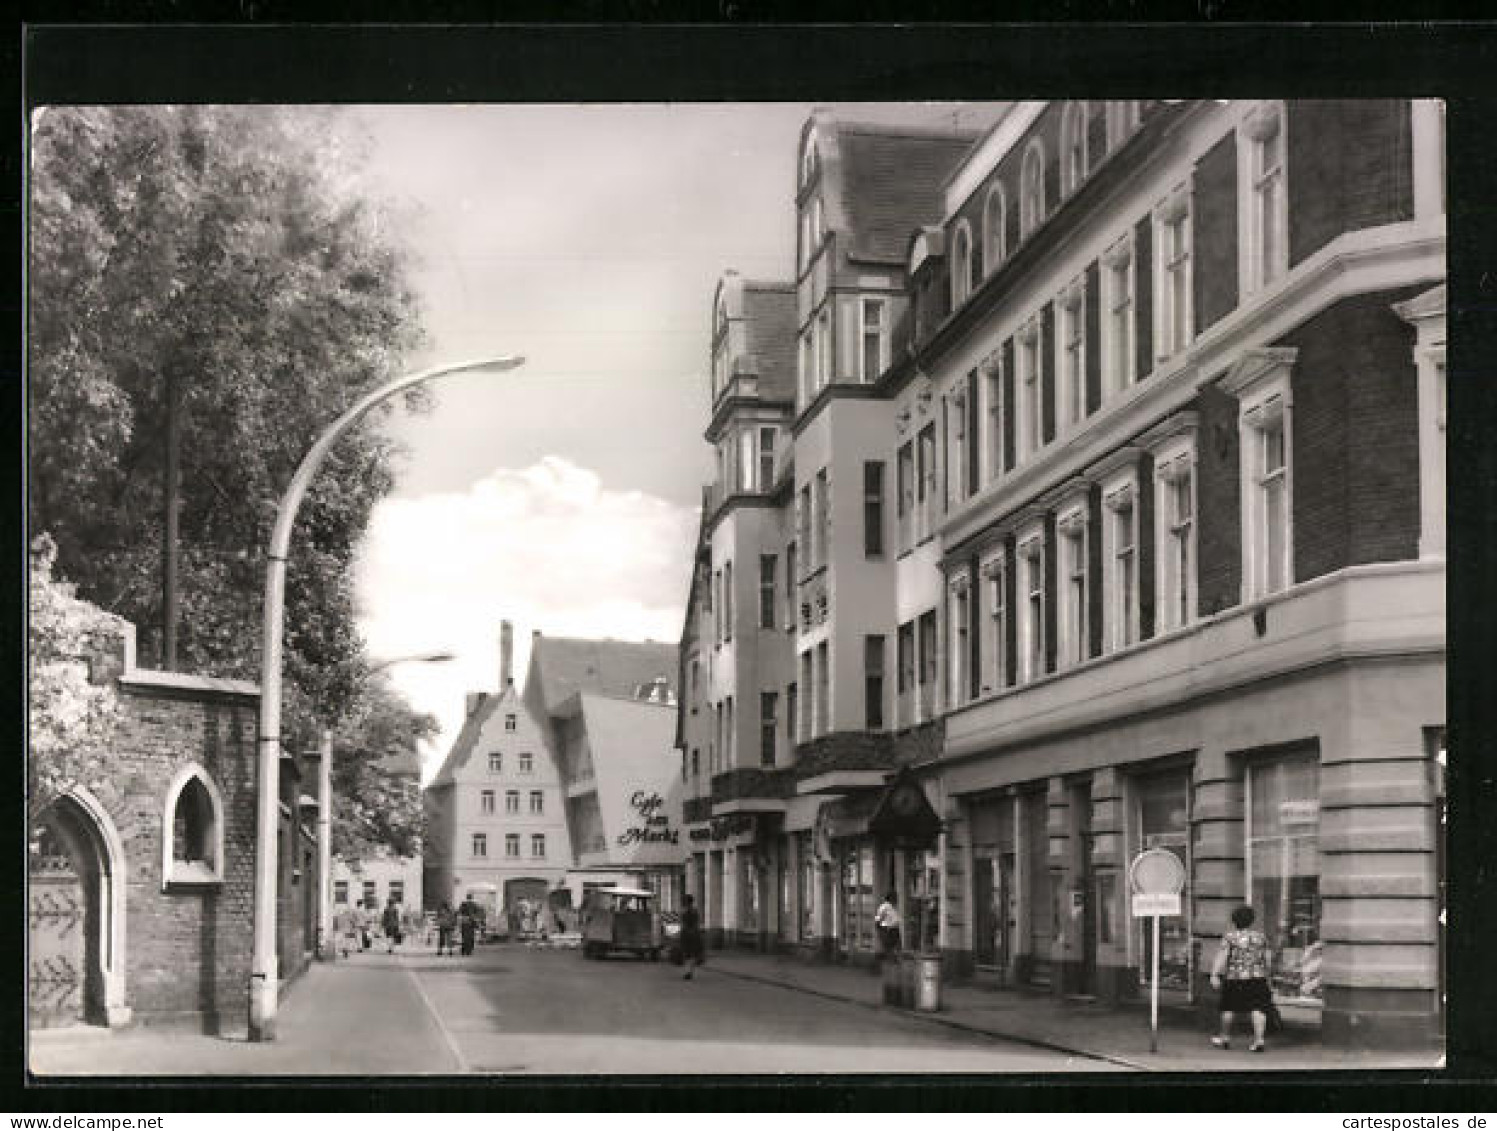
[426,684,525,789]
[739,282,798,403]
[526,635,678,719]
[833,122,981,264]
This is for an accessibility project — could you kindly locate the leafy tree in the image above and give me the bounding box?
[27,534,125,821]
[28,105,427,764]
[331,672,439,861]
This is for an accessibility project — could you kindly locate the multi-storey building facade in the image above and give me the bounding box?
[675,101,1446,1050]
[423,627,571,918]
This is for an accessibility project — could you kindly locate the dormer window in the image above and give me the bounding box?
[1020,139,1046,239]
[983,183,1007,275]
[162,764,224,888]
[1061,102,1089,196]
[950,221,974,307]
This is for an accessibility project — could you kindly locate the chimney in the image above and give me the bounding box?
[500,620,514,688]
[465,691,485,717]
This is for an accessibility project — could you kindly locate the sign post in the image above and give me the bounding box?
[1128,848,1186,1054]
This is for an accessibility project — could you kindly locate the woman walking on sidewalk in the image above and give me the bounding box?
[679,894,704,980]
[1210,904,1273,1052]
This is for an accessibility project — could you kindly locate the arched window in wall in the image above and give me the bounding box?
[1061,102,1089,196]
[983,183,1007,275]
[1020,139,1046,239]
[951,222,974,306]
[162,764,225,887]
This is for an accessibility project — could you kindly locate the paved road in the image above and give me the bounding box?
[405,944,1121,1075]
[29,943,1124,1077]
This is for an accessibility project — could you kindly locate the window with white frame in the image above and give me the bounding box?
[481,789,496,815]
[814,469,829,568]
[164,764,224,886]
[505,789,519,814]
[796,486,811,572]
[505,833,519,858]
[1018,531,1046,683]
[1018,319,1042,459]
[1102,231,1136,395]
[1020,139,1046,238]
[529,790,543,815]
[758,426,777,489]
[897,441,915,551]
[896,621,916,727]
[980,555,1006,694]
[949,575,971,708]
[504,713,516,732]
[519,751,533,774]
[983,354,1005,484]
[725,695,735,765]
[472,832,488,858]
[1153,438,1197,631]
[1155,184,1193,360]
[817,310,832,391]
[799,651,813,741]
[812,196,825,247]
[759,554,777,628]
[949,385,969,505]
[724,559,733,642]
[1241,101,1287,295]
[1057,504,1089,668]
[1106,101,1142,150]
[531,833,546,859]
[815,642,830,736]
[1228,351,1296,601]
[1102,477,1140,651]
[798,331,813,407]
[1061,102,1089,195]
[983,184,1007,274]
[916,424,937,542]
[951,222,974,307]
[1058,276,1088,432]
[488,752,502,773]
[860,298,887,383]
[917,609,939,720]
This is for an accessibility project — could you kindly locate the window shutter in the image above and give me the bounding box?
[1087,483,1104,659]
[1134,214,1154,381]
[1194,131,1239,335]
[969,552,982,700]
[967,369,980,498]
[1043,513,1058,675]
[1084,260,1102,415]
[1002,340,1016,473]
[1040,302,1056,445]
[1004,534,1018,688]
[1138,452,1157,641]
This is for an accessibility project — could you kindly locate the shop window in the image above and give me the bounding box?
[841,844,875,951]
[163,763,224,887]
[799,834,817,941]
[1135,771,1193,996]
[1245,752,1322,1005]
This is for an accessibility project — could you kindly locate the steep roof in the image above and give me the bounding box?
[526,636,678,719]
[834,122,981,264]
[740,281,798,402]
[426,684,526,788]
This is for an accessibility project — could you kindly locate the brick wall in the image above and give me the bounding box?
[1194,130,1239,335]
[1276,287,1425,581]
[106,680,260,1032]
[1194,383,1243,616]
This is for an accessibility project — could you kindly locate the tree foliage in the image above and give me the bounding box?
[28,534,125,821]
[29,104,427,757]
[29,105,431,850]
[331,672,438,860]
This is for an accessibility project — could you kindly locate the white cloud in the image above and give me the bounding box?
[355,456,697,780]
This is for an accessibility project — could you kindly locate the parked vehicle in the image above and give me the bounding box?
[580,886,663,961]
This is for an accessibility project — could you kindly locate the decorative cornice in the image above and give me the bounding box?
[1214,346,1298,398]
[1085,443,1144,484]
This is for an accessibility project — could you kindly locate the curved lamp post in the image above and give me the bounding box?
[316,650,455,964]
[250,356,524,1041]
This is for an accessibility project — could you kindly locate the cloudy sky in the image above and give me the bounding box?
[347,102,1007,775]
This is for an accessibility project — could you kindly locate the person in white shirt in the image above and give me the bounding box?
[874,892,901,963]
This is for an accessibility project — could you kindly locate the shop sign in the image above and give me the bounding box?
[1279,799,1319,827]
[1131,893,1182,918]
[617,790,679,847]
[685,812,753,844]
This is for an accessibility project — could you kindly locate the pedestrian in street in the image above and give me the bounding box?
[458,895,481,957]
[874,891,902,966]
[679,893,704,980]
[436,900,457,956]
[1210,904,1274,1052]
[382,895,404,954]
[357,899,374,951]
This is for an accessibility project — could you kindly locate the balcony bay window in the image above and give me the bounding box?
[1154,183,1193,362]
[861,298,887,382]
[758,426,777,489]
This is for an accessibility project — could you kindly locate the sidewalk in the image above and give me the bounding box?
[28,946,464,1078]
[701,949,1444,1073]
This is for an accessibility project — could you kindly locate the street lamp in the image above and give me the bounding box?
[250,356,524,1041]
[316,650,455,964]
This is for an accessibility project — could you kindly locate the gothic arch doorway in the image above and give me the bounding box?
[28,790,129,1030]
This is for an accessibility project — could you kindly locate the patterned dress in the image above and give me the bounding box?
[1215,926,1274,1012]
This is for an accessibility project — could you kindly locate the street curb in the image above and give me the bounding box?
[704,963,1154,1072]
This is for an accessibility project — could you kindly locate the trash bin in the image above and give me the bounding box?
[915,954,943,1012]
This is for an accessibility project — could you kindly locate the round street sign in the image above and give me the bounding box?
[1128,847,1186,895]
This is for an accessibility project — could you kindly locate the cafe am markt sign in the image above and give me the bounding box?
[617,791,679,847]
